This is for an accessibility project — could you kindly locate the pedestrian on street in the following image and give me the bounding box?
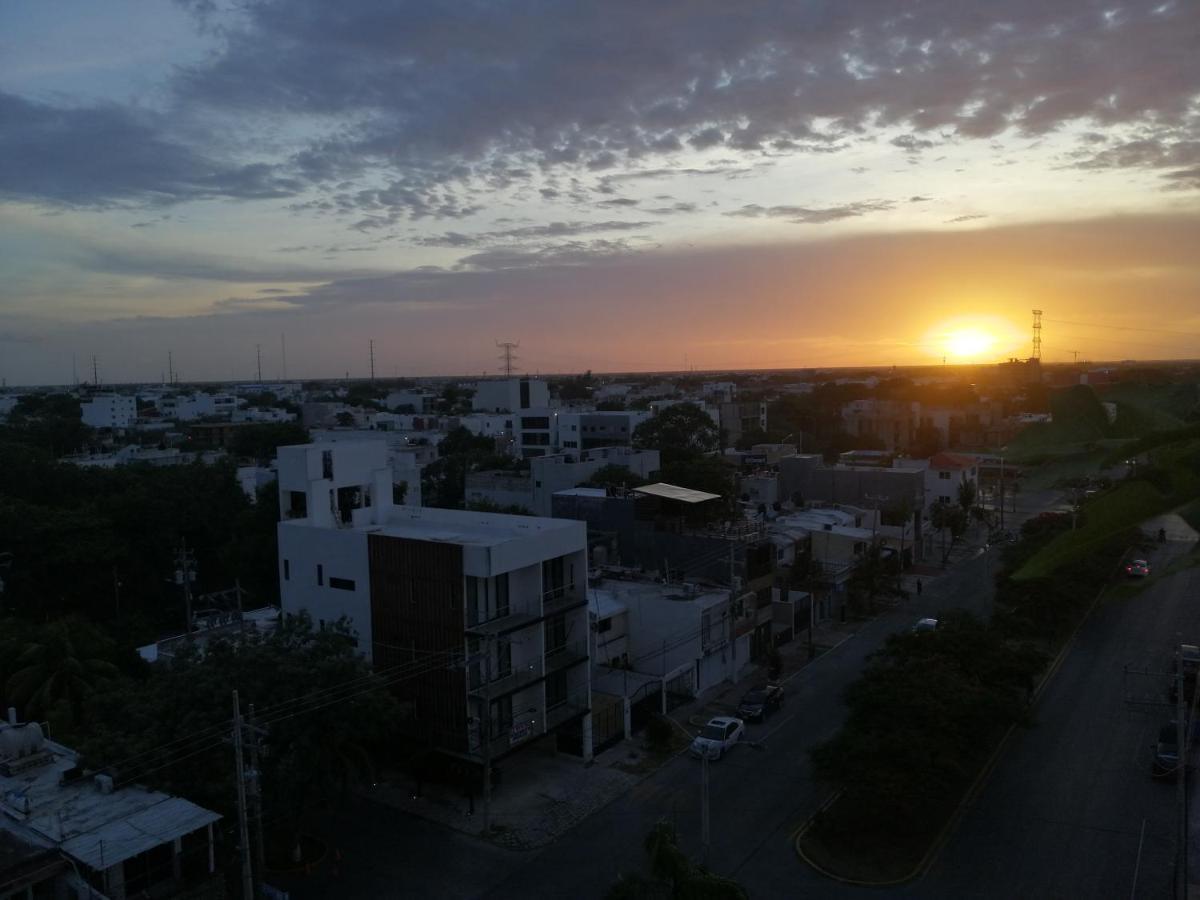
[916,578,923,597]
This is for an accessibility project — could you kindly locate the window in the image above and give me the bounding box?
[316,564,324,586]
[466,577,480,625]
[938,471,951,480]
[546,671,567,708]
[597,617,612,633]
[495,573,510,618]
[329,577,356,591]
[496,640,512,678]
[322,449,334,480]
[283,559,290,581]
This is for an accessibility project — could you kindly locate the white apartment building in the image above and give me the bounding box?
[307,429,426,506]
[473,377,550,413]
[385,389,437,413]
[276,441,593,764]
[80,393,137,429]
[587,576,745,699]
[158,393,240,422]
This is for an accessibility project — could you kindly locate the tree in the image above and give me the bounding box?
[230,422,309,463]
[583,464,650,491]
[334,411,356,427]
[605,823,748,900]
[81,614,403,846]
[632,404,718,464]
[422,427,519,509]
[930,499,968,566]
[6,617,121,727]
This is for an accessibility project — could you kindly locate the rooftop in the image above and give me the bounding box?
[365,505,580,547]
[0,730,220,872]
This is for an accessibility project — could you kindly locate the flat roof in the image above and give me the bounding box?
[368,506,580,547]
[633,482,721,504]
[0,739,220,872]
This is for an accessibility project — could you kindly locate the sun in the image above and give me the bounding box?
[945,328,995,359]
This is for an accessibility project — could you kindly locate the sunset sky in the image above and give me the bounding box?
[2,0,1198,385]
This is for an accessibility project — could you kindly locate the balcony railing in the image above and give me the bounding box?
[542,583,586,617]
[544,639,589,674]
[469,657,545,699]
[465,608,540,637]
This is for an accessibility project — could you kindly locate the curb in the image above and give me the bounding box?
[794,555,1121,886]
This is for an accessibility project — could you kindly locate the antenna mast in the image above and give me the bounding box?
[369,340,376,381]
[256,344,263,381]
[1032,309,1043,361]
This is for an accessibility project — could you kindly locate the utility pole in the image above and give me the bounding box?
[481,634,494,835]
[369,340,376,381]
[255,344,262,382]
[247,703,266,895]
[280,333,287,381]
[998,455,1006,531]
[700,752,711,867]
[174,541,198,637]
[168,351,174,386]
[1177,650,1187,899]
[231,691,254,900]
[92,355,99,387]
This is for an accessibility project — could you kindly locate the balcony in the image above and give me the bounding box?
[469,657,544,699]
[542,583,586,617]
[544,639,589,675]
[465,609,541,637]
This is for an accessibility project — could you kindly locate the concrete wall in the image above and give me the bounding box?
[278,523,373,652]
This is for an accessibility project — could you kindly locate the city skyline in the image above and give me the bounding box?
[2,1,1199,385]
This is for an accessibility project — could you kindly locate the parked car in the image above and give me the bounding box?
[736,684,785,722]
[689,716,745,760]
[1152,723,1179,779]
[913,617,939,633]
[1125,559,1151,577]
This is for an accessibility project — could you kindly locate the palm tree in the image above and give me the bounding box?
[6,618,118,723]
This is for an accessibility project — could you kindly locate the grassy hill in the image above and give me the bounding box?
[1015,437,1200,580]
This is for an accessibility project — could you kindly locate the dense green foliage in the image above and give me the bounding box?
[583,464,651,490]
[632,403,718,464]
[81,615,402,840]
[811,611,1044,843]
[421,426,522,508]
[0,413,281,637]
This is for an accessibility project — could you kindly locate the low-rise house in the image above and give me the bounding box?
[0,717,221,900]
[80,394,137,430]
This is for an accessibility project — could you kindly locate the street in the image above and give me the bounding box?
[278,484,1200,900]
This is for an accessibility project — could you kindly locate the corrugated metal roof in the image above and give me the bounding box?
[61,797,220,870]
[633,482,721,504]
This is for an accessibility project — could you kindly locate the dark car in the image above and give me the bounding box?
[1153,722,1182,779]
[736,684,784,722]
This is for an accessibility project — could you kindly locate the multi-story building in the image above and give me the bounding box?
[473,377,550,413]
[554,410,652,452]
[276,441,593,765]
[840,398,919,452]
[80,393,137,429]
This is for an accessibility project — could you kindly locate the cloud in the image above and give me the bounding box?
[413,220,654,247]
[4,0,1199,221]
[946,214,987,223]
[1069,135,1200,189]
[725,200,895,224]
[0,91,301,208]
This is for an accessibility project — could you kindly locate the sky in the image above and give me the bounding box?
[1,0,1198,386]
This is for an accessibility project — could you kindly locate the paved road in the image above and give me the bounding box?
[478,546,1009,900]
[279,489,1065,899]
[912,541,1200,900]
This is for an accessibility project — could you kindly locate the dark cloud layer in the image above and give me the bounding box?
[0,92,299,207]
[726,201,896,224]
[3,0,1196,216]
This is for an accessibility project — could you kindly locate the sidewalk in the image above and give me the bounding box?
[362,621,862,851]
[364,737,641,850]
